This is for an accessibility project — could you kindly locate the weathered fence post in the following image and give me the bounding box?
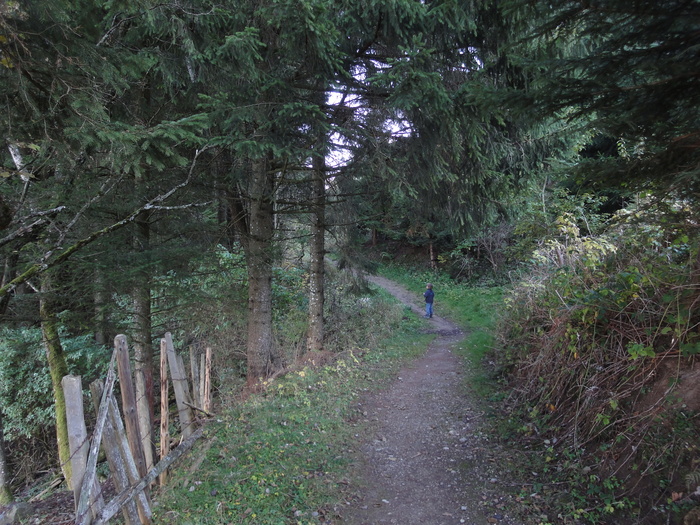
[199,353,205,411]
[189,345,200,407]
[90,380,140,525]
[159,338,170,486]
[64,375,88,512]
[135,363,154,475]
[203,347,212,414]
[75,354,118,525]
[164,332,195,439]
[115,335,148,481]
[104,393,152,524]
[63,375,103,522]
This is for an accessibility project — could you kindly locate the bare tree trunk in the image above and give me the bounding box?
[245,156,283,386]
[429,241,437,269]
[0,411,12,504]
[307,153,325,353]
[40,276,72,488]
[0,251,19,318]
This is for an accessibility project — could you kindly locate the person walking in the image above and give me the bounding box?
[423,283,434,318]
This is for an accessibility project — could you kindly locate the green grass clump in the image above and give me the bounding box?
[377,263,503,327]
[152,299,430,525]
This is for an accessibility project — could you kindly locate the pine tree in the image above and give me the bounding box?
[0,0,208,485]
[501,0,700,202]
[332,0,568,261]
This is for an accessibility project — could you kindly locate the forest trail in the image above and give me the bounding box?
[339,274,520,525]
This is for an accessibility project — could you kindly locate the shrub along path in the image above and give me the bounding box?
[339,275,521,525]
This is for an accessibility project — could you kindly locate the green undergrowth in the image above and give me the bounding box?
[493,211,700,524]
[152,293,430,525]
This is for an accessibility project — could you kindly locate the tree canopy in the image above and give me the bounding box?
[501,0,700,202]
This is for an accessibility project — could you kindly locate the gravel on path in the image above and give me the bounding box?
[339,275,522,525]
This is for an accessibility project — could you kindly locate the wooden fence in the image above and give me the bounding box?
[63,332,212,525]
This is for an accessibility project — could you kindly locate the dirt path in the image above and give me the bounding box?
[340,275,521,525]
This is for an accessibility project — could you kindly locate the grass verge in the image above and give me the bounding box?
[377,263,505,397]
[152,294,431,525]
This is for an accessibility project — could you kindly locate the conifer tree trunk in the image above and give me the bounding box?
[94,265,107,346]
[0,252,18,318]
[429,240,437,269]
[245,156,284,386]
[40,276,72,488]
[132,202,154,471]
[307,152,326,353]
[0,412,12,504]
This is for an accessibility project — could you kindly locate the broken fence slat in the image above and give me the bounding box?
[189,345,200,408]
[164,332,195,439]
[115,335,148,480]
[90,380,140,525]
[198,353,205,413]
[76,350,117,525]
[106,391,152,523]
[203,347,212,414]
[159,338,170,486]
[93,427,204,525]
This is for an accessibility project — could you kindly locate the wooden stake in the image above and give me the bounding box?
[135,366,154,474]
[203,347,212,414]
[76,353,118,525]
[115,335,148,481]
[106,394,151,523]
[159,339,170,486]
[90,381,140,525]
[189,345,200,407]
[198,353,205,413]
[63,375,104,521]
[164,333,195,439]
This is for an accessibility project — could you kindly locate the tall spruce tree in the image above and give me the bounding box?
[332,0,568,259]
[501,0,700,203]
[0,0,207,487]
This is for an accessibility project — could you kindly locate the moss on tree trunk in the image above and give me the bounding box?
[40,277,72,489]
[0,411,12,504]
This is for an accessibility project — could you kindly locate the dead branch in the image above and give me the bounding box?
[183,401,213,418]
[0,148,208,298]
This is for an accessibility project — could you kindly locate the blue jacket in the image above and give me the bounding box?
[424,289,434,303]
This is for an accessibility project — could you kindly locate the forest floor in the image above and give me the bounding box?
[339,274,523,525]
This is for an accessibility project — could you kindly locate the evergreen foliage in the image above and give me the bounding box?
[2,0,697,516]
[502,0,700,202]
[337,0,577,254]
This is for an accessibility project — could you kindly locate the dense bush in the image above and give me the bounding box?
[496,205,700,522]
[0,328,109,441]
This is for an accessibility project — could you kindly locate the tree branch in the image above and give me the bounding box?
[0,149,207,298]
[0,206,66,249]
